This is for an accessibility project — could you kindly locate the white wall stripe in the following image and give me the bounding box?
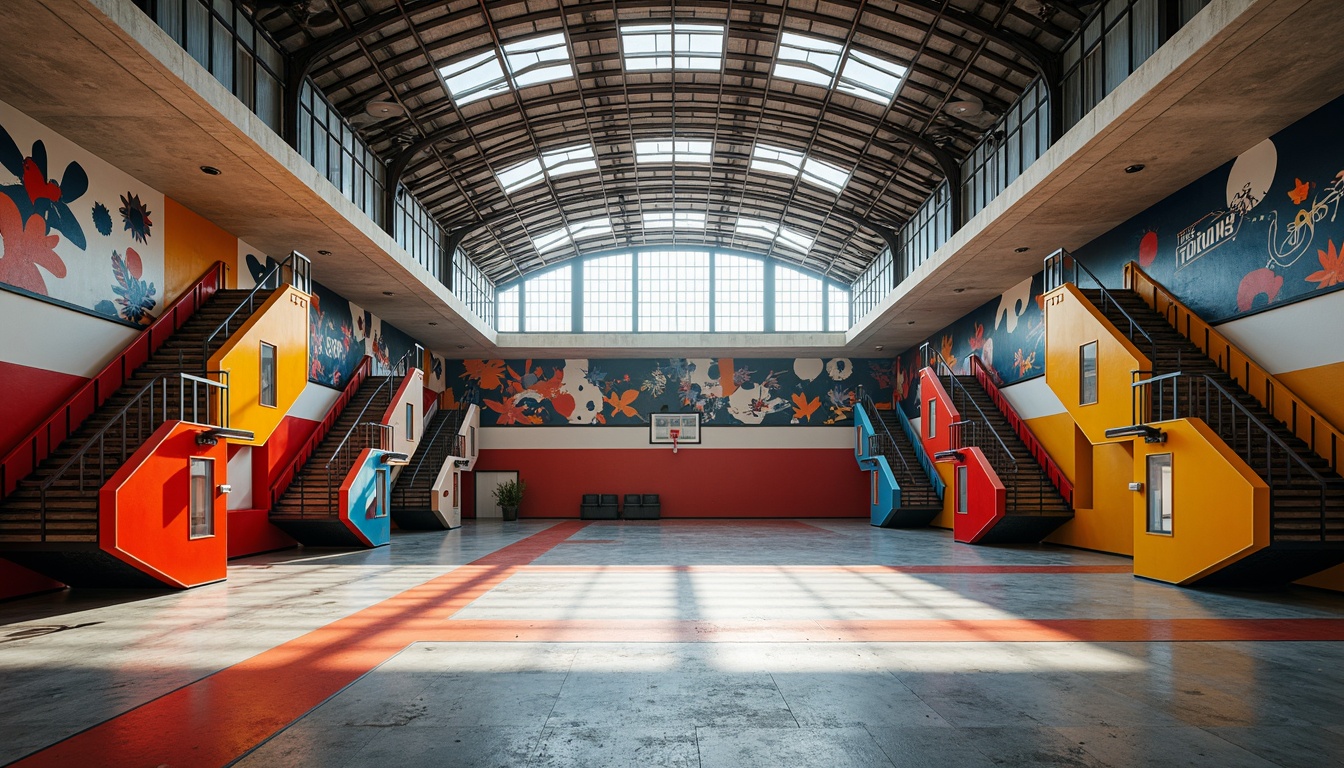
[287,382,342,423]
[999,376,1067,420]
[1216,290,1344,374]
[0,290,139,378]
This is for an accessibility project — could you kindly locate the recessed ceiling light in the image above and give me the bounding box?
[907,321,916,325]
[364,100,406,119]
[952,288,966,294]
[199,165,221,175]
[428,321,438,326]
[456,345,466,350]
[875,345,884,351]
[1014,246,1030,253]
[317,250,332,256]
[382,291,395,296]
[1125,164,1146,174]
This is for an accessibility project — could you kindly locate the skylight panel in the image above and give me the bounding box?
[635,139,713,164]
[750,145,805,177]
[621,23,723,71]
[497,157,545,193]
[735,217,814,254]
[541,144,597,177]
[503,33,574,87]
[801,156,850,193]
[533,218,612,253]
[838,49,907,104]
[774,32,842,87]
[440,50,508,105]
[644,212,706,229]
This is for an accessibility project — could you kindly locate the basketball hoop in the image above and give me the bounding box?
[669,428,680,454]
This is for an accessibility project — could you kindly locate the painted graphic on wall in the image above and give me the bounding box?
[894,273,1047,416]
[0,99,165,325]
[1077,92,1344,322]
[308,279,418,388]
[446,357,894,427]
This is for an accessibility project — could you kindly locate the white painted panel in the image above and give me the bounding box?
[226,446,254,510]
[1216,290,1344,373]
[480,426,854,450]
[0,290,138,377]
[999,376,1067,419]
[287,382,342,422]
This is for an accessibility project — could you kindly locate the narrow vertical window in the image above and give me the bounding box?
[189,458,214,539]
[927,400,937,439]
[871,470,879,506]
[375,469,388,518]
[1080,341,1098,405]
[260,342,277,407]
[406,402,415,441]
[1147,453,1173,534]
[955,465,968,514]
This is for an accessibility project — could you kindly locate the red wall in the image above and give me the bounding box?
[0,559,63,601]
[470,448,867,518]
[0,360,86,459]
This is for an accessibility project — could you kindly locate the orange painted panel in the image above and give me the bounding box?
[163,198,238,297]
[99,421,229,588]
[1131,419,1268,585]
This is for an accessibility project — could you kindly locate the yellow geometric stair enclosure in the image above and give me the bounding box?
[1043,250,1344,586]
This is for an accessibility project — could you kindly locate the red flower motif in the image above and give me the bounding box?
[0,194,65,294]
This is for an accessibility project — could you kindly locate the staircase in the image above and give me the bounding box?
[1082,286,1344,582]
[390,407,463,530]
[0,285,268,586]
[856,394,942,527]
[269,359,396,547]
[932,355,1073,543]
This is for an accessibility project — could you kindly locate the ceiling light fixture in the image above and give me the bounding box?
[317,250,331,256]
[1014,246,1030,253]
[428,321,438,326]
[1125,164,1146,174]
[199,165,221,175]
[875,345,884,351]
[382,291,395,296]
[952,288,966,293]
[364,100,406,119]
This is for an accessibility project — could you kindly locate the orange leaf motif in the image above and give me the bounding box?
[792,392,821,422]
[1307,240,1344,289]
[1289,178,1312,205]
[604,389,640,418]
[462,359,506,389]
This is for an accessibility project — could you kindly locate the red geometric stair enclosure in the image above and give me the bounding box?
[0,256,309,588]
[919,346,1074,544]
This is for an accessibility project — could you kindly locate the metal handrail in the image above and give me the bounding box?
[201,251,312,364]
[934,359,1018,474]
[395,384,479,506]
[968,355,1074,505]
[1133,371,1333,487]
[31,372,227,541]
[854,387,922,491]
[1044,248,1163,367]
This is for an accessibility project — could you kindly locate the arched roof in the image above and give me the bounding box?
[256,0,1084,285]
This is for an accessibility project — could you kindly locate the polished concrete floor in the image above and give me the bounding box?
[3,520,1344,767]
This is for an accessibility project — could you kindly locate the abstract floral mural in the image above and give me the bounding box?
[307,279,417,389]
[447,357,894,427]
[0,98,165,326]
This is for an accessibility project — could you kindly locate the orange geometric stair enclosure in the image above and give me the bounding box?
[268,348,422,548]
[0,259,310,588]
[1043,251,1344,586]
[919,346,1074,544]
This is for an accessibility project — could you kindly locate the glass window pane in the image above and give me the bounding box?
[523,266,572,332]
[497,285,520,332]
[1080,341,1098,405]
[189,458,213,539]
[775,265,823,332]
[1146,453,1173,533]
[828,285,849,331]
[714,254,764,332]
[582,253,633,332]
[637,250,710,332]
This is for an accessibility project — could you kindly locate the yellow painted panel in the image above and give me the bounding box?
[1047,440,1134,556]
[1043,285,1149,445]
[1132,419,1269,585]
[208,286,310,446]
[163,198,238,297]
[1273,361,1344,462]
[929,461,956,530]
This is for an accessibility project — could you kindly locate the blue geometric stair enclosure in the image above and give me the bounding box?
[854,387,945,528]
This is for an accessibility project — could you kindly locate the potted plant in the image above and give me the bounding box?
[492,478,525,521]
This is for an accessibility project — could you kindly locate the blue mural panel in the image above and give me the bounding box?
[446,357,895,427]
[308,279,418,388]
[1076,92,1344,323]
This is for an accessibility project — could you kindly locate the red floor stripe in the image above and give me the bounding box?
[12,521,587,768]
[518,564,1133,574]
[407,618,1344,643]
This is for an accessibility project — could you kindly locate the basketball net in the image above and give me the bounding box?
[669,428,680,454]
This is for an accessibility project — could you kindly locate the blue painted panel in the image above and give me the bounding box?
[854,405,900,526]
[340,449,391,547]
